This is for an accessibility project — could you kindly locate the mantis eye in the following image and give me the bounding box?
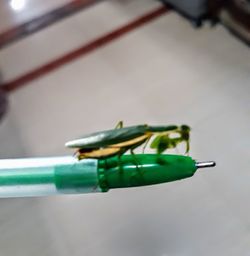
[181,125,191,132]
[180,125,190,141]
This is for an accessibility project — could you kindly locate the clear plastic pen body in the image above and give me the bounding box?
[0,156,100,198]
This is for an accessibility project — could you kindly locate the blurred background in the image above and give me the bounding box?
[0,0,250,255]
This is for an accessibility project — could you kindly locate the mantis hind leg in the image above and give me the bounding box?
[130,149,144,176]
[117,153,123,172]
[142,134,152,153]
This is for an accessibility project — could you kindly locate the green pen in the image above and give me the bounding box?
[0,154,215,198]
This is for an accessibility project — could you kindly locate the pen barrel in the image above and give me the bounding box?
[0,157,99,197]
[0,154,197,197]
[98,154,196,191]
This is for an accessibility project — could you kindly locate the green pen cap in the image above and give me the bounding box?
[98,154,197,192]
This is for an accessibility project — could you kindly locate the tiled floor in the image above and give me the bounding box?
[0,1,250,255]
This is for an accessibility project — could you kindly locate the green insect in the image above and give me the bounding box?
[65,122,190,160]
[150,125,190,154]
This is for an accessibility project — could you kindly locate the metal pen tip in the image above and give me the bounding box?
[195,161,216,169]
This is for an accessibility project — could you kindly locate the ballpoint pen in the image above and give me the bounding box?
[0,154,215,198]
